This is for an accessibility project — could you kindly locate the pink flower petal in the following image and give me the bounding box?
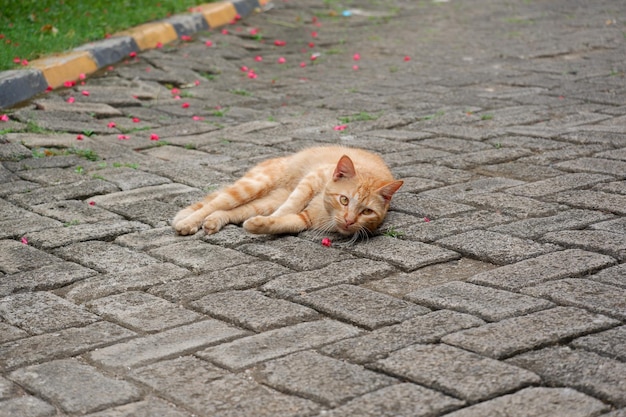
[156,42,163,48]
[247,71,257,79]
[182,102,190,108]
[353,53,360,61]
[424,217,431,222]
[254,55,263,62]
[403,55,411,61]
[79,73,86,80]
[311,31,318,38]
[205,40,213,47]
[132,117,140,123]
[352,65,359,71]
[81,90,90,96]
[310,53,320,61]
[333,125,347,131]
[194,80,200,86]
[129,51,137,58]
[308,42,315,48]
[150,133,159,141]
[66,97,75,104]
[0,114,9,122]
[13,57,20,64]
[76,134,84,140]
[117,134,130,140]
[107,121,116,128]
[321,237,332,247]
[181,35,192,42]
[240,65,249,72]
[277,57,286,64]
[88,201,95,206]
[274,40,286,46]
[192,116,204,121]
[21,59,28,66]
[21,237,28,245]
[221,29,229,35]
[299,62,307,68]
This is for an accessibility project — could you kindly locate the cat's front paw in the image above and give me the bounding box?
[203,214,226,235]
[243,216,272,234]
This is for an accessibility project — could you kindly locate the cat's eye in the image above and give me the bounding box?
[339,195,349,206]
[361,208,373,215]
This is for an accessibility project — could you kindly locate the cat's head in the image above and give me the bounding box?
[324,155,403,236]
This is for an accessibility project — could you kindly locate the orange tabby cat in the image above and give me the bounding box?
[172,146,403,238]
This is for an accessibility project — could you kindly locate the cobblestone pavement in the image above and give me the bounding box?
[1,0,626,416]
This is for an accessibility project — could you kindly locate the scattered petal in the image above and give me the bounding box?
[171,88,180,95]
[150,133,159,141]
[277,57,286,64]
[13,57,20,64]
[107,66,114,71]
[181,35,192,42]
[81,90,90,96]
[321,237,332,247]
[156,42,163,48]
[353,53,360,61]
[88,201,96,206]
[221,29,229,35]
[333,125,347,131]
[234,13,242,21]
[117,134,130,140]
[129,51,137,58]
[254,55,263,62]
[21,237,28,245]
[66,97,75,103]
[250,28,259,35]
[192,115,204,121]
[194,79,200,86]
[76,134,84,140]
[308,42,315,48]
[352,65,359,71]
[107,121,116,128]
[46,86,53,92]
[0,114,9,122]
[274,39,286,46]
[310,53,320,61]
[240,65,249,72]
[424,217,431,222]
[205,40,213,47]
[311,31,318,38]
[21,59,28,66]
[403,55,411,61]
[173,95,181,100]
[247,70,258,79]
[182,102,190,108]
[79,73,86,80]
[63,80,76,88]
[132,117,140,123]
[299,62,307,68]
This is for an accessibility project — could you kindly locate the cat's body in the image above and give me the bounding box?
[172,146,403,238]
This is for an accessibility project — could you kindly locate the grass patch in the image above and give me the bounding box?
[0,0,213,71]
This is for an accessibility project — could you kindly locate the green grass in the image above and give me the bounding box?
[0,0,211,71]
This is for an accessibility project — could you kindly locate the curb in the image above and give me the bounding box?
[0,0,269,110]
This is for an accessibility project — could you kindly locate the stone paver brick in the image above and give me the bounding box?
[0,292,98,335]
[504,173,614,198]
[345,235,460,272]
[468,249,616,290]
[192,290,319,332]
[6,179,120,206]
[488,209,615,239]
[442,387,608,417]
[0,240,63,274]
[197,320,362,371]
[321,309,484,364]
[322,383,464,417]
[508,346,626,407]
[150,261,292,303]
[437,230,560,265]
[442,307,619,359]
[86,183,197,207]
[261,258,396,298]
[545,190,626,215]
[31,199,122,223]
[239,236,353,271]
[591,217,626,234]
[542,230,626,261]
[0,322,134,372]
[572,326,626,361]
[406,281,554,322]
[0,323,27,345]
[53,241,160,273]
[84,397,193,417]
[253,351,396,407]
[86,291,203,333]
[391,194,474,218]
[0,214,63,239]
[589,264,626,289]
[0,261,96,297]
[391,163,476,184]
[88,319,250,370]
[556,157,626,177]
[439,148,533,169]
[9,359,141,414]
[375,343,540,402]
[420,177,525,200]
[522,278,626,320]
[149,240,256,272]
[295,284,429,330]
[114,226,203,251]
[59,262,189,304]
[461,192,565,218]
[364,258,496,298]
[0,396,56,417]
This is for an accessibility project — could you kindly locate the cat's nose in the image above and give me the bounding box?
[344,217,355,227]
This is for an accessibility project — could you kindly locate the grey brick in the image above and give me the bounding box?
[420,177,525,200]
[375,344,540,402]
[115,226,203,251]
[7,179,119,206]
[365,258,496,297]
[439,148,532,169]
[88,320,249,370]
[391,163,475,184]
[443,387,608,417]
[0,321,134,371]
[322,383,464,417]
[321,310,484,364]
[345,235,460,271]
[0,213,63,239]
[84,397,193,417]
[91,167,172,190]
[197,320,362,371]
[87,291,203,333]
[149,240,256,272]
[573,326,626,361]
[522,278,626,320]
[9,359,141,414]
[591,217,626,234]
[151,261,291,303]
[508,346,626,406]
[421,136,493,152]
[468,249,616,290]
[391,194,474,218]
[383,147,453,167]
[556,157,626,177]
[437,230,560,265]
[0,261,96,297]
[442,307,619,359]
[54,241,159,273]
[489,209,614,239]
[545,190,626,215]
[464,192,565,218]
[0,239,63,274]
[542,230,626,261]
[253,351,395,407]
[599,410,626,417]
[87,183,197,207]
[296,284,429,330]
[192,290,319,332]
[261,259,396,298]
[406,281,554,322]
[0,376,18,400]
[60,262,189,303]
[476,161,563,181]
[505,173,613,198]
[32,199,123,223]
[517,144,609,166]
[239,236,352,271]
[0,396,56,417]
[403,210,514,242]
[594,180,626,195]
[0,323,27,345]
[0,292,98,335]
[590,264,626,288]
[25,219,149,249]
[104,200,180,227]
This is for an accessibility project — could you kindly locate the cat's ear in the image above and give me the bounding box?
[378,180,403,201]
[333,155,356,181]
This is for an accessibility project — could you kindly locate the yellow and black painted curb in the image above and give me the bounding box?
[0,0,270,110]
